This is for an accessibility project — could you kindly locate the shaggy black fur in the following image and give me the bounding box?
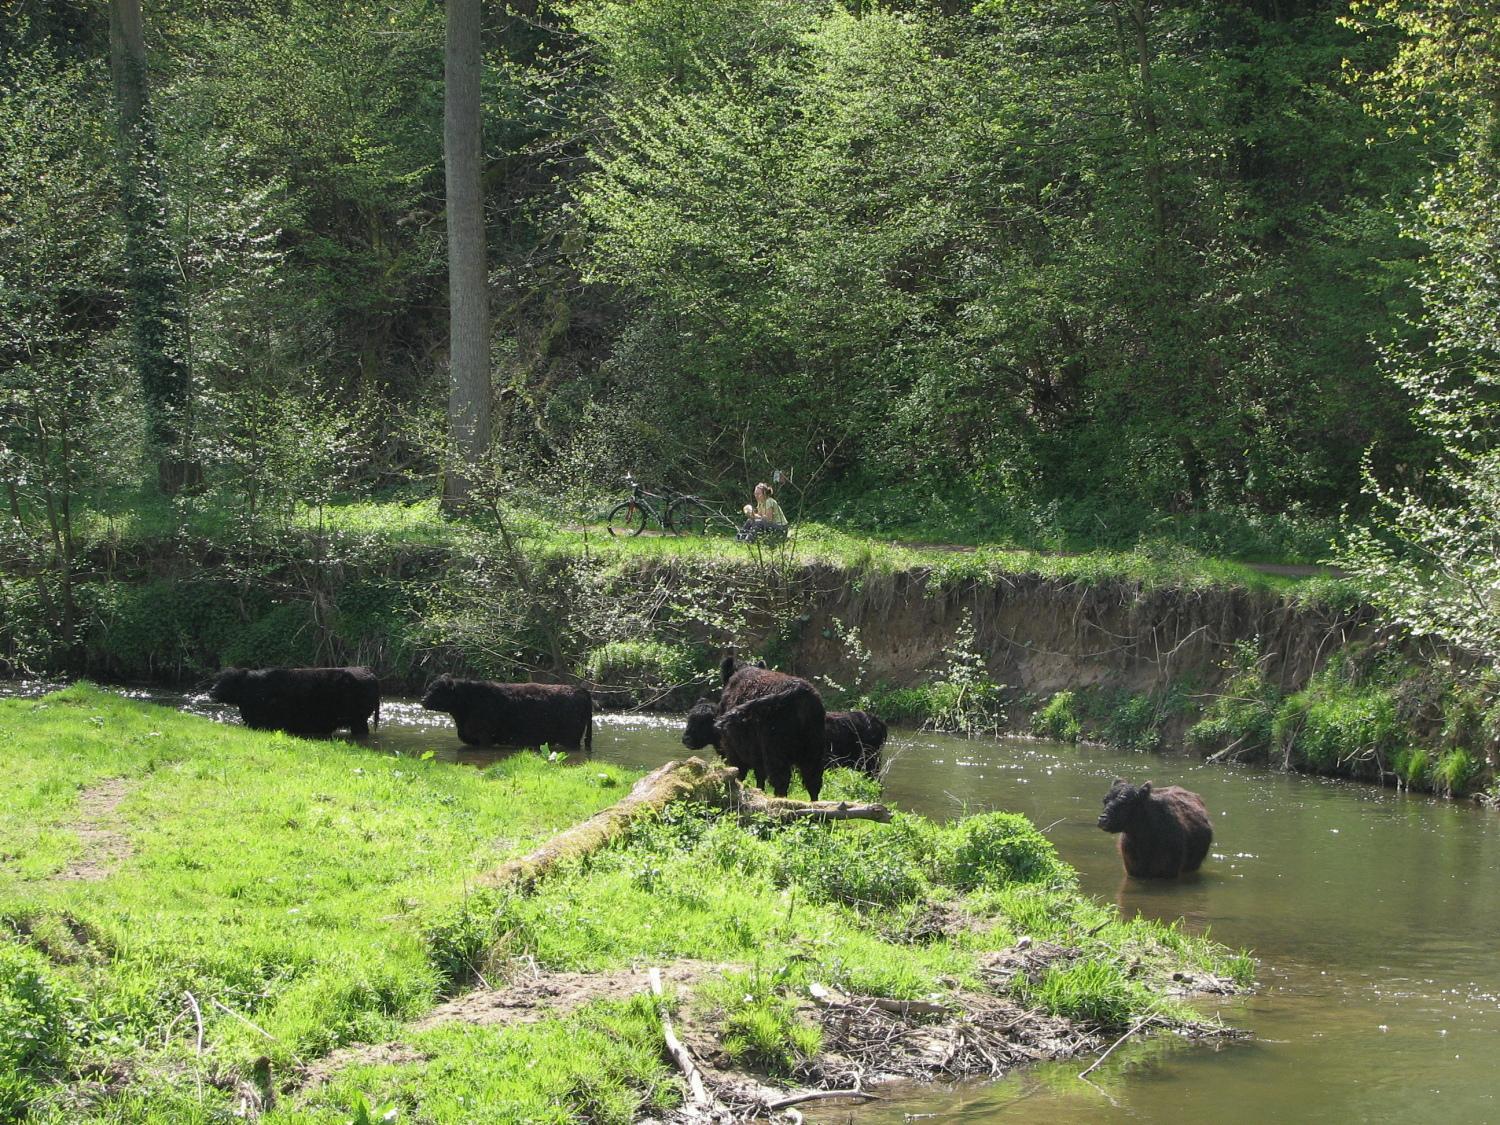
[1097,779,1213,878]
[682,696,721,752]
[681,657,825,799]
[824,710,888,777]
[421,676,594,750]
[209,666,381,737]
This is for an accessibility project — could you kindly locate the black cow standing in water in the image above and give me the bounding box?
[1097,779,1213,878]
[209,666,381,737]
[681,657,826,799]
[420,675,594,750]
[824,710,888,777]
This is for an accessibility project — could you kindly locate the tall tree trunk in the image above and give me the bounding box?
[443,0,491,510]
[109,0,199,495]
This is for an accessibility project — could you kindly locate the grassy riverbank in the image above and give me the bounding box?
[1,688,1250,1122]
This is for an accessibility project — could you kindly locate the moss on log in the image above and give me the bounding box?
[481,757,890,891]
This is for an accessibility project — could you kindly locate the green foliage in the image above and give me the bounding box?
[773,821,929,910]
[580,640,701,707]
[818,767,882,804]
[1431,748,1484,798]
[941,813,1072,891]
[1188,641,1283,760]
[1275,676,1404,774]
[0,943,75,1119]
[711,970,821,1076]
[1020,960,1147,1028]
[1031,691,1082,743]
[863,610,1003,736]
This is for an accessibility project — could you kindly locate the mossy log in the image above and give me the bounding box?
[481,757,890,891]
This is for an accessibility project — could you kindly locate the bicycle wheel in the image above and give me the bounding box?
[606,500,648,537]
[667,497,720,536]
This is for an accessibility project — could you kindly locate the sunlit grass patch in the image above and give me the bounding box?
[0,687,637,1114]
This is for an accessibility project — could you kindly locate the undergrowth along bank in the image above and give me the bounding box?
[0,689,1252,1123]
[4,499,1490,800]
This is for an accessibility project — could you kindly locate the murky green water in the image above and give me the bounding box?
[14,682,1500,1121]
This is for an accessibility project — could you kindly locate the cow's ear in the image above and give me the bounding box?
[1140,782,1153,795]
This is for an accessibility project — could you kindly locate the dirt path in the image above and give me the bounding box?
[57,778,132,881]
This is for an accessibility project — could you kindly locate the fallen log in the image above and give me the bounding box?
[734,790,891,824]
[481,758,735,889]
[480,757,890,891]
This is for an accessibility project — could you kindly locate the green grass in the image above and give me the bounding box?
[2,690,1253,1121]
[0,686,638,1119]
[66,488,1342,598]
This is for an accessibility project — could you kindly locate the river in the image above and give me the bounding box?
[14,683,1500,1121]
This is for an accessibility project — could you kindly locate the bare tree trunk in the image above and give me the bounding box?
[443,0,491,510]
[109,0,199,495]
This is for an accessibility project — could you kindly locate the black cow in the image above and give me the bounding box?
[681,657,826,799]
[421,675,594,750]
[824,710,887,777]
[1097,779,1213,878]
[209,666,381,737]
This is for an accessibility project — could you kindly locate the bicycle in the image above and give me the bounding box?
[604,477,732,538]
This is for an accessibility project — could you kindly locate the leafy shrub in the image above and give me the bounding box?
[1188,641,1281,758]
[717,984,822,1074]
[1431,748,1484,797]
[422,890,513,992]
[772,822,928,909]
[1031,691,1082,742]
[581,640,699,706]
[940,812,1071,890]
[1392,746,1430,787]
[0,942,74,1118]
[1275,683,1402,773]
[1102,692,1164,752]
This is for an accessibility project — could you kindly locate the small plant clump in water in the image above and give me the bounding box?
[1032,690,1082,742]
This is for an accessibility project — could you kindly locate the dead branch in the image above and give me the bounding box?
[184,990,204,1054]
[765,1089,882,1110]
[649,967,709,1108]
[1078,1015,1157,1079]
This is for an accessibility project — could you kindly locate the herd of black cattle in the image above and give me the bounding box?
[208,660,1212,879]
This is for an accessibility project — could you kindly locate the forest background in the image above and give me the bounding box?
[2,0,1497,679]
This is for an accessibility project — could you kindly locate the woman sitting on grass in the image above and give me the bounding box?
[737,481,787,542]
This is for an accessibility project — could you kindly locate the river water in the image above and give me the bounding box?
[13,683,1500,1121]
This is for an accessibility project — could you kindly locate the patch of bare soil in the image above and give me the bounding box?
[57,778,132,881]
[293,960,734,1089]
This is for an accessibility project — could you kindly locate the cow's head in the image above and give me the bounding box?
[209,668,250,705]
[682,697,721,750]
[1098,779,1152,833]
[421,674,459,713]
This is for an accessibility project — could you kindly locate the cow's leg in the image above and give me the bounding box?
[800,760,824,802]
[766,763,794,797]
[351,716,370,737]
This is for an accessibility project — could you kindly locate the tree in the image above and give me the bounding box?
[108,0,198,493]
[442,0,491,509]
[1339,0,1500,670]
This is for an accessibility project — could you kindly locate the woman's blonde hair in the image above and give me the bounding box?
[756,481,773,496]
